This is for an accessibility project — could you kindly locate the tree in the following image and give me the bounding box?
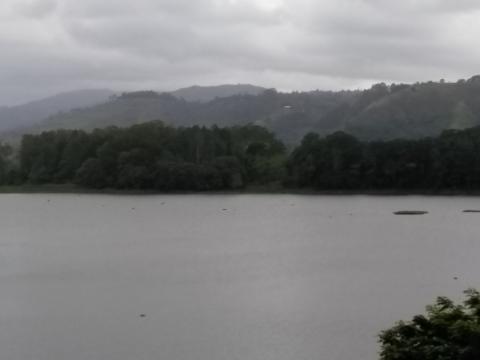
[379,289,480,360]
[74,158,108,188]
[0,142,14,184]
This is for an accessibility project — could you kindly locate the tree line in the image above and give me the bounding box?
[287,126,480,191]
[2,121,480,191]
[14,121,286,190]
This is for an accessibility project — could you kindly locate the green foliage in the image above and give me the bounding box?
[379,289,480,360]
[14,120,480,191]
[0,142,14,184]
[75,158,108,188]
[19,121,285,191]
[288,126,480,190]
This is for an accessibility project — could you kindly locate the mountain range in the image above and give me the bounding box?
[2,77,480,144]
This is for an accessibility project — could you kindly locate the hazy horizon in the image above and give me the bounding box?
[1,0,480,106]
[2,75,477,108]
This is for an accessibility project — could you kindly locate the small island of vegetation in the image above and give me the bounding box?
[393,211,428,215]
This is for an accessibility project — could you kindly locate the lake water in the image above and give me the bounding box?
[0,194,479,360]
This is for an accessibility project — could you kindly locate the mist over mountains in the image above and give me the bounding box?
[2,77,480,144]
[0,89,115,133]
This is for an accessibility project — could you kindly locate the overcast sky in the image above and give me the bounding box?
[1,0,479,105]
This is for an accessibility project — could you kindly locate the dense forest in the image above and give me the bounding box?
[2,121,480,191]
[11,122,286,190]
[287,126,480,191]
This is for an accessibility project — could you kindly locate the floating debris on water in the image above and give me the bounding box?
[394,210,428,215]
[463,209,480,213]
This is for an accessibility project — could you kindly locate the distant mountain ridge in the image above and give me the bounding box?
[171,84,266,102]
[3,77,480,144]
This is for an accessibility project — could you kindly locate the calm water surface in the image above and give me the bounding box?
[0,194,479,360]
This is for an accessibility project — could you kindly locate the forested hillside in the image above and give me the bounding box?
[23,89,355,144]
[344,76,480,139]
[10,76,480,144]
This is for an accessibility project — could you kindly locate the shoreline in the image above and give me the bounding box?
[2,184,480,196]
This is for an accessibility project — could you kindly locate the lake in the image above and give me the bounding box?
[0,194,479,360]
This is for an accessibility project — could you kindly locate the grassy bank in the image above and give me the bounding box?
[2,183,480,196]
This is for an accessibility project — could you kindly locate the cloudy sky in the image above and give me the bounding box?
[0,0,479,105]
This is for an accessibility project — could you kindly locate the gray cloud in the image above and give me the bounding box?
[12,0,57,18]
[0,0,479,105]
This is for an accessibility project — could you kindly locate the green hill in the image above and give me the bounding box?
[5,76,480,144]
[20,89,356,144]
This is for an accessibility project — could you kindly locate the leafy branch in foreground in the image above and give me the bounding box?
[379,289,480,360]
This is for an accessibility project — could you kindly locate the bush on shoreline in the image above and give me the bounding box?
[379,289,480,360]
